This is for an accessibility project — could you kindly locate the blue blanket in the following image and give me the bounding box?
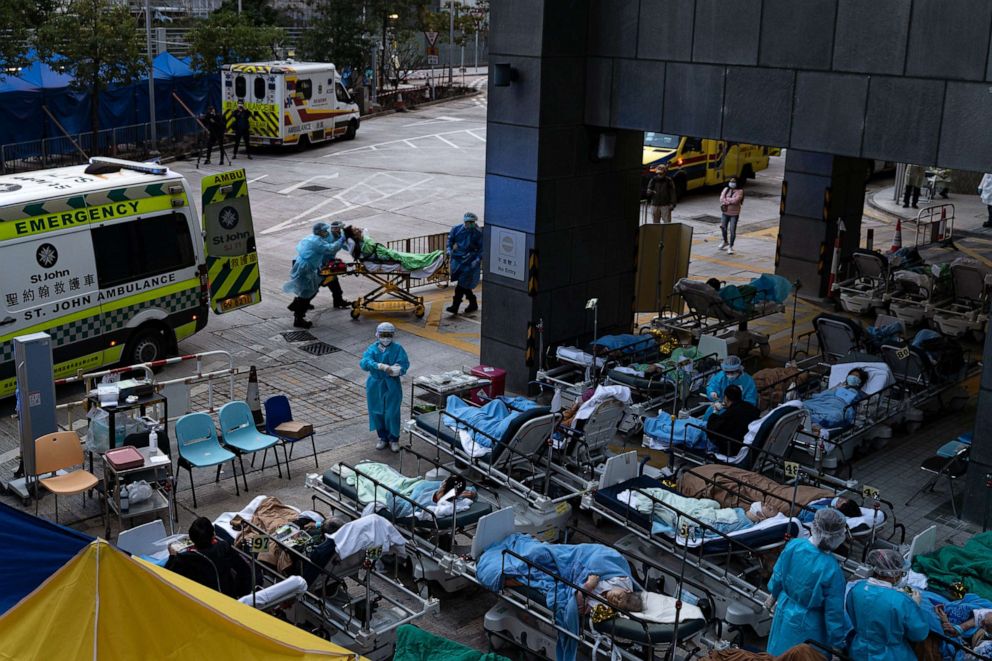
[803,387,861,428]
[442,396,521,450]
[476,534,634,661]
[643,415,711,452]
[918,591,992,661]
[590,334,655,356]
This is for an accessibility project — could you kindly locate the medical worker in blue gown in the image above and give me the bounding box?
[360,322,410,452]
[846,549,930,661]
[446,212,483,315]
[704,354,758,420]
[765,507,848,657]
[283,222,345,328]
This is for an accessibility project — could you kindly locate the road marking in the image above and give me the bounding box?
[465,129,487,142]
[403,140,419,149]
[247,174,269,184]
[402,115,464,127]
[311,176,434,222]
[434,134,460,149]
[323,128,485,157]
[277,173,340,195]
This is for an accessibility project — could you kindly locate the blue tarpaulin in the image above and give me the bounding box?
[0,501,92,614]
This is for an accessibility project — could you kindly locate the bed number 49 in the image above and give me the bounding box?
[250,536,270,555]
[783,461,800,479]
[861,485,880,500]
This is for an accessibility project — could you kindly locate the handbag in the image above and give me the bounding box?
[720,204,728,212]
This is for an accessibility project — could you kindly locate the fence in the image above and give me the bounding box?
[1,116,202,175]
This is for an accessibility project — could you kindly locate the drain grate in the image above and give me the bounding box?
[299,341,341,356]
[281,330,318,342]
[299,184,330,192]
[690,214,722,224]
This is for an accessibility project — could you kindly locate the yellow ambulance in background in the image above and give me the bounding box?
[642,133,772,196]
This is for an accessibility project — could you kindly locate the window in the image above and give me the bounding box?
[234,75,246,98]
[253,76,265,100]
[643,132,679,149]
[335,83,352,104]
[92,212,195,288]
[683,137,703,153]
[297,79,312,100]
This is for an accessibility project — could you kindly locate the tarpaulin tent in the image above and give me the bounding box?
[0,501,92,614]
[393,625,509,661]
[0,539,364,660]
[0,75,42,151]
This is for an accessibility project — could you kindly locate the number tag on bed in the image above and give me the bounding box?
[895,347,911,360]
[861,485,880,500]
[783,461,800,479]
[250,535,270,555]
[678,520,690,538]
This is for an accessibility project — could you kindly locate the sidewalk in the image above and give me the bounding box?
[869,185,990,231]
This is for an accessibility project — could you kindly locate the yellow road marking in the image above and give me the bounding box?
[954,244,992,269]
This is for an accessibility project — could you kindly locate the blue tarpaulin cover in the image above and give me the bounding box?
[0,501,92,614]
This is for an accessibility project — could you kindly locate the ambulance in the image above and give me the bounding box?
[0,157,261,397]
[221,60,361,148]
[642,133,771,196]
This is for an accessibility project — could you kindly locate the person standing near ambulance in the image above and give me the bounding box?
[360,322,409,452]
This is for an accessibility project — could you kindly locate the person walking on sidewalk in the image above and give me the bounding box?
[980,173,992,228]
[903,164,925,208]
[232,101,254,160]
[646,164,678,223]
[719,178,744,255]
[446,212,483,315]
[282,222,345,328]
[360,322,409,452]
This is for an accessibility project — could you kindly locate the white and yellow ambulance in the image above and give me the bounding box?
[221,60,360,148]
[0,158,261,397]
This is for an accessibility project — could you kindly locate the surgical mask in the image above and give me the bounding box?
[728,182,737,189]
[846,375,862,387]
[725,370,741,381]
[378,337,393,347]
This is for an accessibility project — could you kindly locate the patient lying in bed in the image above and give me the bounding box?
[442,394,541,457]
[344,226,444,273]
[336,461,477,519]
[801,368,867,430]
[616,486,754,537]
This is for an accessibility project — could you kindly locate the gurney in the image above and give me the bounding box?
[652,277,789,357]
[552,385,630,477]
[888,269,934,328]
[538,333,660,402]
[213,495,438,660]
[929,261,991,340]
[471,508,713,661]
[306,452,497,592]
[833,249,891,315]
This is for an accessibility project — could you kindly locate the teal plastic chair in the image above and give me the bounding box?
[218,401,283,483]
[175,412,240,508]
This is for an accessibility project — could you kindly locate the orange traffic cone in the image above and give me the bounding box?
[890,218,903,252]
[247,365,264,428]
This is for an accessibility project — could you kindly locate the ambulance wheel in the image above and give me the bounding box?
[414,305,426,318]
[296,135,311,152]
[740,164,755,181]
[123,327,168,366]
[344,120,358,141]
[350,308,361,320]
[674,174,688,198]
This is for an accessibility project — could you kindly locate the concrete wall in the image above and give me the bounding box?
[581,0,992,172]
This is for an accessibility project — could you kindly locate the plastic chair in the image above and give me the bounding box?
[175,412,240,508]
[218,401,283,483]
[264,395,317,479]
[905,445,970,518]
[34,431,101,524]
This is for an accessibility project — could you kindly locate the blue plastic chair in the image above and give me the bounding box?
[218,401,283,482]
[175,412,240,508]
[264,395,318,479]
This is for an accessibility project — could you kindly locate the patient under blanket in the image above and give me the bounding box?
[802,386,862,429]
[337,462,475,520]
[617,487,753,537]
[442,395,540,457]
[642,414,711,452]
[679,465,833,522]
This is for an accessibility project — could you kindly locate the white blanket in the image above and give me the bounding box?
[627,591,705,624]
[575,385,631,421]
[556,345,605,368]
[238,576,308,609]
[330,513,407,560]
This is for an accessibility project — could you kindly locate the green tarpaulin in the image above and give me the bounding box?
[912,531,992,601]
[393,624,510,661]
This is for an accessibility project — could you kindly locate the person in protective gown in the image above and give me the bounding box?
[360,322,409,452]
[846,549,930,661]
[283,222,344,328]
[446,212,483,315]
[765,507,848,657]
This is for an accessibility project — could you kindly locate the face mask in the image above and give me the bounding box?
[728,182,737,189]
[846,375,862,387]
[725,370,740,381]
[378,337,393,347]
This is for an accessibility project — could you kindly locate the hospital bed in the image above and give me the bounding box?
[888,269,935,328]
[833,249,891,315]
[929,261,991,340]
[537,333,660,403]
[212,495,438,660]
[651,278,786,357]
[472,508,715,660]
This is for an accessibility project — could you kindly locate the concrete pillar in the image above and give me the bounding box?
[481,0,642,392]
[775,150,869,298]
[963,330,992,527]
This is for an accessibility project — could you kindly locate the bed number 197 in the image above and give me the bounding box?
[861,485,880,500]
[250,536,270,555]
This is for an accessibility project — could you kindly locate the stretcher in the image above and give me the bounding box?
[833,249,891,315]
[322,253,447,320]
[651,278,785,357]
[212,495,438,660]
[538,334,660,403]
[929,261,991,340]
[471,509,715,660]
[888,270,934,328]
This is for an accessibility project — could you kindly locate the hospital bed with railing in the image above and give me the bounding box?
[537,333,661,403]
[833,249,892,316]
[211,495,437,660]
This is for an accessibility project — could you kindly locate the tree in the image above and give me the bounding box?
[36,0,145,139]
[300,0,369,71]
[0,1,56,75]
[187,11,285,75]
[217,0,290,27]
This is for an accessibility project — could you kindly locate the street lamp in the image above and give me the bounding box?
[144,0,156,148]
